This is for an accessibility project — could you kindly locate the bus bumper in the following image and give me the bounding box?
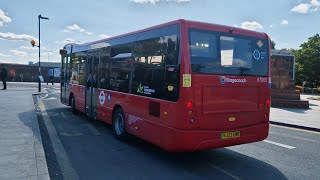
[162,122,269,152]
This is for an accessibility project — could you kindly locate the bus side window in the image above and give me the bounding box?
[132,37,165,98]
[70,53,82,84]
[132,35,179,101]
[109,43,132,93]
[75,53,86,86]
[163,35,180,101]
[99,48,110,89]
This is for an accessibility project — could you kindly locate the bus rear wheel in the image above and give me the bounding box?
[70,96,77,114]
[112,108,127,140]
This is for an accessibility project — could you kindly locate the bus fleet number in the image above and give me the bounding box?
[257,77,268,82]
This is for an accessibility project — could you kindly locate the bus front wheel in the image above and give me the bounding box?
[112,108,127,140]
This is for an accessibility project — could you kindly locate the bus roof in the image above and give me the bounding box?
[62,19,268,53]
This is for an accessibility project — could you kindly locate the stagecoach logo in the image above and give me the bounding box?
[137,83,155,95]
[220,76,247,85]
[99,91,106,105]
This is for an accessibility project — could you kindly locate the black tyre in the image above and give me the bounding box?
[70,96,77,114]
[112,108,127,140]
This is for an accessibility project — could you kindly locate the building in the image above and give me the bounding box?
[0,62,61,83]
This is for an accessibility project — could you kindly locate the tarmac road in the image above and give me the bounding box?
[35,85,320,180]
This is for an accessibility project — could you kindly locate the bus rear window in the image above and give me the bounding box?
[189,29,269,76]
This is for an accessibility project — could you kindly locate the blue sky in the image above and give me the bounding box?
[0,0,319,64]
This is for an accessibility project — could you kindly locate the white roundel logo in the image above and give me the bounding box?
[253,50,261,60]
[99,91,106,105]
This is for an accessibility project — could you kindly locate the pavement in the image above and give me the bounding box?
[270,94,320,131]
[0,83,51,180]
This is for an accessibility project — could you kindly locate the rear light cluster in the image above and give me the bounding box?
[186,101,193,108]
[265,99,271,118]
[186,101,195,124]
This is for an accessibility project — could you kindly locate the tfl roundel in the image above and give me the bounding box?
[253,50,261,60]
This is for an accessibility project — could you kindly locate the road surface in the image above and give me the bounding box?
[34,85,320,180]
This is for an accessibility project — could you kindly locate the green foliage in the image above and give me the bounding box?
[293,34,320,88]
[271,40,276,49]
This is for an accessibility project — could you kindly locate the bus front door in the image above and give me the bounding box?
[61,56,69,104]
[85,54,99,118]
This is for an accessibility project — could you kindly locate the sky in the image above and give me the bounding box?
[0,0,319,64]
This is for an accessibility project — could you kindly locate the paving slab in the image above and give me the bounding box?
[0,87,50,180]
[270,94,320,130]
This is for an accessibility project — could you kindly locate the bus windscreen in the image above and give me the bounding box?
[189,28,269,76]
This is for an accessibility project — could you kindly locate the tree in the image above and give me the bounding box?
[270,40,276,49]
[293,34,320,88]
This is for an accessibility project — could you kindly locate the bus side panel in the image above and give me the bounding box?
[96,89,113,124]
[72,84,86,113]
[98,89,182,145]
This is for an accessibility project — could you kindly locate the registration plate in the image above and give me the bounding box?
[220,131,240,139]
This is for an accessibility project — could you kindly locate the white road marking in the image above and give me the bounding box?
[208,162,243,180]
[40,89,49,99]
[42,97,57,101]
[270,124,320,135]
[269,132,315,142]
[36,96,78,179]
[263,140,296,149]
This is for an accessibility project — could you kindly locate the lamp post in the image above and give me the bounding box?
[35,14,49,92]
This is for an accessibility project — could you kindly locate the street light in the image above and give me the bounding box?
[43,50,52,62]
[31,14,49,92]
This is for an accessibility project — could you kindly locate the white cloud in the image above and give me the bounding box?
[130,0,159,4]
[0,9,11,26]
[55,38,81,44]
[20,46,47,51]
[64,24,93,35]
[311,0,320,11]
[0,32,37,42]
[0,52,11,57]
[65,24,85,32]
[311,0,320,7]
[291,3,311,13]
[129,0,190,4]
[20,46,35,50]
[240,21,263,31]
[281,20,289,25]
[10,50,28,57]
[291,0,320,13]
[99,34,111,39]
[269,24,274,28]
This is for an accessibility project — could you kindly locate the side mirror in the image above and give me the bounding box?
[60,49,67,55]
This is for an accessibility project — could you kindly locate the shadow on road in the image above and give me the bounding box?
[40,104,288,180]
[309,103,318,107]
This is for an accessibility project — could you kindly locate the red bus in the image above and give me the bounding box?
[60,19,271,152]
